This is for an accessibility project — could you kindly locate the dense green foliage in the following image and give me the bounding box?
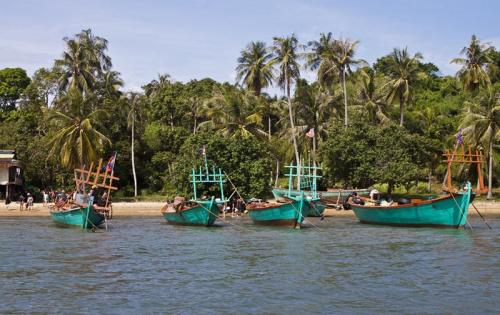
[1,30,499,199]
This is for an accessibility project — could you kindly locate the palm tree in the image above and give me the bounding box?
[356,68,390,124]
[333,38,366,127]
[236,41,275,96]
[384,47,423,127]
[305,32,337,92]
[102,71,123,100]
[47,88,110,169]
[451,35,492,93]
[272,35,301,167]
[55,29,113,95]
[199,86,266,138]
[127,92,143,199]
[55,38,96,93]
[459,88,500,199]
[77,29,112,71]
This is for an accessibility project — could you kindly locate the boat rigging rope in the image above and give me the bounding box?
[449,192,473,230]
[471,203,492,229]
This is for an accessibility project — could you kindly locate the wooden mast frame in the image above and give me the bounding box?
[442,144,486,194]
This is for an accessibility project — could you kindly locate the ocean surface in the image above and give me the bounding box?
[0,215,499,314]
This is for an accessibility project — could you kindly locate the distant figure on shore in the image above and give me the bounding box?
[27,193,34,211]
[19,194,25,211]
[43,190,49,207]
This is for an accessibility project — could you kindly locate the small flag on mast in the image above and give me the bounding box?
[104,152,116,173]
[306,128,315,138]
[457,129,463,145]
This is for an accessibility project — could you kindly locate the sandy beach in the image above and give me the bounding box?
[2,201,500,217]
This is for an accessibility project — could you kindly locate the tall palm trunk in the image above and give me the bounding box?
[342,65,348,128]
[131,118,138,199]
[487,140,493,199]
[268,116,271,140]
[193,116,197,134]
[399,93,404,127]
[286,69,300,189]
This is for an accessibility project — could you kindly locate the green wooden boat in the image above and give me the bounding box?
[348,182,473,228]
[272,187,370,205]
[162,198,218,226]
[50,158,119,229]
[247,194,308,228]
[272,163,327,217]
[161,149,226,227]
[50,199,105,229]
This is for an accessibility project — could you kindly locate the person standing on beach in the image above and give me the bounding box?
[43,190,49,207]
[27,193,34,211]
[19,194,25,211]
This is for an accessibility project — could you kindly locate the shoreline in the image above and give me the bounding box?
[1,201,500,217]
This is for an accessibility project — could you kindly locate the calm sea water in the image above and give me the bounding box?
[0,215,499,314]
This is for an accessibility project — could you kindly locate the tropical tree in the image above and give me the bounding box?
[47,88,110,169]
[333,38,366,127]
[127,92,143,198]
[451,35,492,93]
[272,35,301,166]
[459,86,500,199]
[355,68,390,124]
[236,41,275,96]
[384,47,423,127]
[55,29,113,95]
[199,86,265,138]
[305,32,337,92]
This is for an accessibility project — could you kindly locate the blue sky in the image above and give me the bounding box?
[1,0,499,93]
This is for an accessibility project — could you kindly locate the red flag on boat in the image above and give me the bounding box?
[104,152,116,173]
[306,128,315,138]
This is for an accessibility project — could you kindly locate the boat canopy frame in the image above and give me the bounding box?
[442,144,486,194]
[190,153,226,202]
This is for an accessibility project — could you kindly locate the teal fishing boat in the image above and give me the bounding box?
[161,149,226,227]
[347,145,486,228]
[50,156,119,229]
[272,163,326,217]
[247,193,308,228]
[348,182,473,227]
[50,198,105,228]
[272,187,370,205]
[247,163,315,227]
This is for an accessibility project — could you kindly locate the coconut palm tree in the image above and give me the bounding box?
[272,35,301,167]
[236,41,275,96]
[459,88,500,199]
[55,38,96,94]
[75,29,112,74]
[55,29,113,95]
[305,32,338,93]
[199,86,266,138]
[333,38,366,127]
[356,68,390,124]
[127,92,143,199]
[451,35,492,93]
[384,47,423,127]
[102,70,123,100]
[47,88,110,169]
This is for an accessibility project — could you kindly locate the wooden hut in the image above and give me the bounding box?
[0,150,23,201]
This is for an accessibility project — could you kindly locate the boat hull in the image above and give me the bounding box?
[247,196,307,228]
[162,200,218,227]
[272,188,369,204]
[50,206,104,229]
[305,199,326,217]
[350,187,472,228]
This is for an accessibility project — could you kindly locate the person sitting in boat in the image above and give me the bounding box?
[173,196,185,212]
[366,189,381,206]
